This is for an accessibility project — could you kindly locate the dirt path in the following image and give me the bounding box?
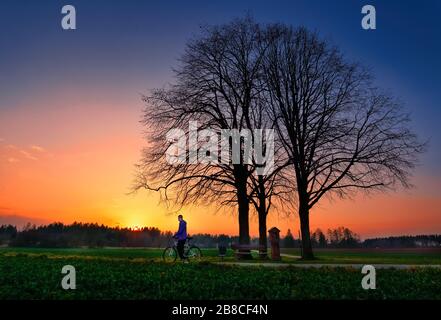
[215,262,441,269]
[280,253,302,259]
[250,250,301,259]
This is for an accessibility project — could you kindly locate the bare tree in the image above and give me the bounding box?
[134,17,283,258]
[262,25,425,259]
[134,19,423,261]
[248,149,293,257]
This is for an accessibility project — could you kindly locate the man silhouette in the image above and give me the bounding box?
[173,214,188,261]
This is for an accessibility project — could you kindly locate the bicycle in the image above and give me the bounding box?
[162,236,202,262]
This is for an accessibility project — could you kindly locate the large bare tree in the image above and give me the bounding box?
[135,18,424,261]
[134,18,283,257]
[262,25,425,259]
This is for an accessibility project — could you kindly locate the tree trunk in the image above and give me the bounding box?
[257,176,268,259]
[236,168,252,259]
[299,198,314,260]
[238,193,250,245]
[258,205,268,259]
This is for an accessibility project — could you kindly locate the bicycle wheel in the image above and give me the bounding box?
[162,247,177,262]
[186,246,202,261]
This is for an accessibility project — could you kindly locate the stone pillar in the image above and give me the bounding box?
[268,227,281,261]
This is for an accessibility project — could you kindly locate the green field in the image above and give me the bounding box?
[280,248,441,265]
[0,247,440,299]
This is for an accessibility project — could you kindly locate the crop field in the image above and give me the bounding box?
[0,247,440,300]
[280,248,441,265]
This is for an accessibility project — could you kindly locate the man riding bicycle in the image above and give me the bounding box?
[162,214,201,263]
[173,214,188,261]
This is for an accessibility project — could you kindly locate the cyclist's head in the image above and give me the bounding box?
[178,214,183,221]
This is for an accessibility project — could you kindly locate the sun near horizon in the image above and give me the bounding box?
[1,1,441,240]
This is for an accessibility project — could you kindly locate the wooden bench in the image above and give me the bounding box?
[231,244,267,259]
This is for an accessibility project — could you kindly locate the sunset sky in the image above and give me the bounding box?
[1,0,440,239]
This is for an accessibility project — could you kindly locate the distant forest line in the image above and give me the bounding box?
[0,222,440,249]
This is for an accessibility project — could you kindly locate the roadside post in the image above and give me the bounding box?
[268,227,281,261]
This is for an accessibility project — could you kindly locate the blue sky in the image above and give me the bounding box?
[0,0,440,235]
[1,0,440,172]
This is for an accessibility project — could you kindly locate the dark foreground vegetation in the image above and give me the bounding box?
[0,249,440,300]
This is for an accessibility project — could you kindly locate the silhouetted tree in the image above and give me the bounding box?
[326,227,360,248]
[133,17,425,260]
[311,228,327,248]
[134,17,289,259]
[0,224,17,245]
[363,235,441,248]
[5,221,440,249]
[262,25,425,259]
[283,229,296,248]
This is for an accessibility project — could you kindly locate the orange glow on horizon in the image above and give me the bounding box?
[1,91,440,240]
